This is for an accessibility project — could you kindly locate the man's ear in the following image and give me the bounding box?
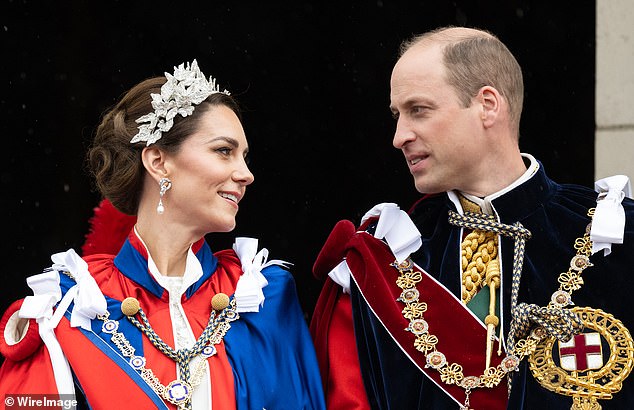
[478,86,502,128]
[141,146,169,182]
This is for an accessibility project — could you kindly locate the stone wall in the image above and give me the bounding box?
[596,0,634,182]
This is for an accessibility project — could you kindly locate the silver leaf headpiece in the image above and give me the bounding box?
[130,59,230,146]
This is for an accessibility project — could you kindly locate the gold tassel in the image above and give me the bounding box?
[484,259,500,369]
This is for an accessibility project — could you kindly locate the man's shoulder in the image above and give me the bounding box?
[556,181,634,214]
[556,181,602,202]
[407,193,447,213]
[407,193,449,225]
[385,193,452,243]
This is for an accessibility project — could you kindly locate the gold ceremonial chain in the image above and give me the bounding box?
[393,207,633,409]
[393,257,531,410]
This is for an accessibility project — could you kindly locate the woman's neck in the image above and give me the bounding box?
[134,215,201,277]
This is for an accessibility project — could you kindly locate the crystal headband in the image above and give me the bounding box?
[130,60,229,146]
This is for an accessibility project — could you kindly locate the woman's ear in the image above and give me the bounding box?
[478,86,502,128]
[141,146,169,182]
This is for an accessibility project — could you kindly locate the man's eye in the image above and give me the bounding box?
[391,111,400,120]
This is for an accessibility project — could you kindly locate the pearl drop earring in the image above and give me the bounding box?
[157,177,172,214]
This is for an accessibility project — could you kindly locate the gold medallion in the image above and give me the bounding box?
[529,306,634,409]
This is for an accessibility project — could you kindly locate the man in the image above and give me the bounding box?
[310,26,634,409]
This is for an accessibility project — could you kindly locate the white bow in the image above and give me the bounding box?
[591,175,632,256]
[17,249,108,395]
[233,237,291,313]
[361,203,422,263]
[20,270,62,320]
[51,249,108,330]
[19,270,74,395]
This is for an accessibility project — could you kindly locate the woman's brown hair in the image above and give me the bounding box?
[87,76,240,215]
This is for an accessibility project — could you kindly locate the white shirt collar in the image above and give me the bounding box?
[449,153,540,214]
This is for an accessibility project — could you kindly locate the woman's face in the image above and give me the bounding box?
[163,104,254,235]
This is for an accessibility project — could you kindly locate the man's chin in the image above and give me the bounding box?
[414,179,444,195]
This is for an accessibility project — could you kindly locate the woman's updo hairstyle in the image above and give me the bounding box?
[87,76,240,215]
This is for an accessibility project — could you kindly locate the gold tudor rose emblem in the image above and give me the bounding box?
[529,306,634,409]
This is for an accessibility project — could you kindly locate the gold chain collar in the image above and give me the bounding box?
[391,208,603,409]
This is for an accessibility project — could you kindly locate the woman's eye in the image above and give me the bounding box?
[216,147,232,156]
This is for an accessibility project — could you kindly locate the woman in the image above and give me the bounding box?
[0,60,325,409]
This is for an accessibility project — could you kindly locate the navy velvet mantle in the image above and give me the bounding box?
[351,163,634,409]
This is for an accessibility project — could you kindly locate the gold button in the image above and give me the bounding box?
[121,297,140,316]
[211,293,230,311]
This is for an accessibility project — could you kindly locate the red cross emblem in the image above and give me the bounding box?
[558,332,603,371]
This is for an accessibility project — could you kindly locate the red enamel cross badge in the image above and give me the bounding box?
[558,332,603,372]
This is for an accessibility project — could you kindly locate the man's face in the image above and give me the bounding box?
[390,43,485,195]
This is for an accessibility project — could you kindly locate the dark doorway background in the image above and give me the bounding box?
[1,1,595,319]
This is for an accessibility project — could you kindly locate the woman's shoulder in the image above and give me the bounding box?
[215,238,293,280]
[84,252,118,284]
[0,299,43,362]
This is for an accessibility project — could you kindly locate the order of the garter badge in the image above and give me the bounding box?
[527,207,634,409]
[529,306,634,409]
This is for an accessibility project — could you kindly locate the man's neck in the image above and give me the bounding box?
[457,154,539,214]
